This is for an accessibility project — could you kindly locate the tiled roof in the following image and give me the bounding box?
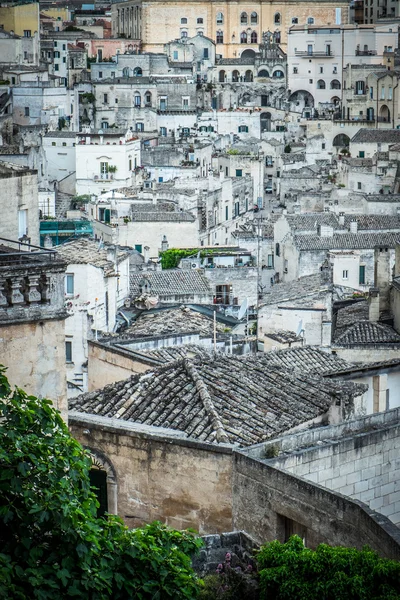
[130,211,195,222]
[57,238,130,276]
[334,301,369,340]
[130,270,212,297]
[260,346,350,374]
[294,232,399,251]
[326,357,400,376]
[69,354,366,446]
[342,215,400,231]
[334,321,400,345]
[351,129,400,144]
[285,213,339,232]
[260,273,328,306]
[111,307,226,338]
[264,330,301,344]
[132,344,212,363]
[364,194,400,203]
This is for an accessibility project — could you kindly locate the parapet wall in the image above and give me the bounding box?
[232,452,400,560]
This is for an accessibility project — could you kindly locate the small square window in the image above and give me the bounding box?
[65,274,74,295]
[52,141,56,146]
[197,17,203,24]
[181,17,187,24]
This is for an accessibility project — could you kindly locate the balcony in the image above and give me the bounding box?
[0,237,67,324]
[355,50,377,56]
[295,50,334,58]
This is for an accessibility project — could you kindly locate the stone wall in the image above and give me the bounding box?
[249,409,400,527]
[69,413,233,534]
[193,531,259,576]
[232,452,400,560]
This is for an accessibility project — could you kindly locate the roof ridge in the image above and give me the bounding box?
[182,358,229,444]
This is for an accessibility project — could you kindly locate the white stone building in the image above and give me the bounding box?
[57,238,131,398]
[75,129,141,195]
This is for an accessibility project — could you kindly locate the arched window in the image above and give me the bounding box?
[258,69,269,77]
[317,79,326,89]
[181,17,187,24]
[232,70,240,82]
[216,12,223,25]
[133,66,142,76]
[273,69,284,79]
[251,31,257,43]
[216,30,223,44]
[240,31,247,43]
[244,70,253,82]
[219,69,226,82]
[134,92,141,106]
[307,17,314,24]
[251,11,258,24]
[122,67,129,77]
[274,12,281,24]
[145,91,152,105]
[330,79,341,89]
[240,12,248,24]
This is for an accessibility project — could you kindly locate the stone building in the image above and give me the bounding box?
[0,238,68,419]
[111,0,350,57]
[57,238,131,398]
[69,351,365,531]
[0,163,40,246]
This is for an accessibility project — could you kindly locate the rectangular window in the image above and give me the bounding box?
[388,87,393,100]
[307,44,313,55]
[160,127,167,136]
[18,209,28,238]
[359,151,365,158]
[182,97,189,108]
[342,270,348,280]
[134,95,141,107]
[65,274,74,295]
[65,341,72,363]
[225,206,229,220]
[359,265,365,285]
[55,64,59,71]
[52,141,56,146]
[63,56,66,63]
[381,87,385,100]
[203,48,209,59]
[322,143,326,150]
[24,107,30,117]
[104,93,108,104]
[357,182,362,190]
[159,97,167,110]
[275,242,280,257]
[267,254,274,268]
[136,122,144,131]
[235,169,242,177]
[99,71,103,78]
[173,50,178,59]
[23,30,31,37]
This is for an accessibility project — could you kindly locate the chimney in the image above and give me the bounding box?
[338,212,345,226]
[143,245,150,263]
[319,224,334,237]
[320,258,333,284]
[161,235,169,252]
[350,218,358,234]
[374,246,391,313]
[368,287,380,322]
[106,244,117,263]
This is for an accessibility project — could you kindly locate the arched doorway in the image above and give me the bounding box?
[240,48,256,60]
[219,69,226,82]
[380,105,390,122]
[232,70,240,82]
[133,67,142,76]
[333,133,350,148]
[244,70,253,82]
[87,450,118,516]
[261,112,272,132]
[288,90,314,114]
[258,69,269,78]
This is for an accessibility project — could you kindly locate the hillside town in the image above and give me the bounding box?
[1,0,400,567]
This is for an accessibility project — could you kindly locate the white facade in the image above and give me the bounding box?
[75,129,141,195]
[61,252,130,397]
[42,132,76,185]
[287,24,399,111]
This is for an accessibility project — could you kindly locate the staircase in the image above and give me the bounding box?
[55,192,73,219]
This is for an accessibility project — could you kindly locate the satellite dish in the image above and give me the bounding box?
[238,298,248,320]
[296,320,303,337]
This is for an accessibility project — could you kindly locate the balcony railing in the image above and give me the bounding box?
[295,50,334,58]
[355,50,377,56]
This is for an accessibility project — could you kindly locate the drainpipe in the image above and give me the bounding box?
[392,81,399,128]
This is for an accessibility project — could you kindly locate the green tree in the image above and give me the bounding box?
[0,366,202,599]
[257,536,400,600]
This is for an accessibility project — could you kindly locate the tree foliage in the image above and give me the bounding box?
[0,366,202,599]
[257,536,400,600]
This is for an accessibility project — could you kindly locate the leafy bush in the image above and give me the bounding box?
[257,536,400,600]
[0,366,203,599]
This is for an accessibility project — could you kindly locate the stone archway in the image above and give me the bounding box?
[240,48,256,60]
[288,90,314,114]
[87,448,118,516]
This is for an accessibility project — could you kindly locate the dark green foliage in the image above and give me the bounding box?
[0,366,202,599]
[199,552,258,599]
[159,247,234,269]
[257,536,400,600]
[284,144,291,154]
